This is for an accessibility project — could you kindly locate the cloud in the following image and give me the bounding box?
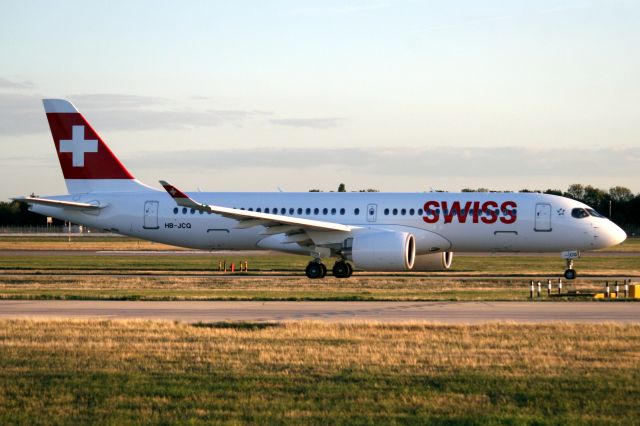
[0,92,272,135]
[68,93,168,108]
[0,93,46,135]
[0,85,337,135]
[270,117,344,129]
[67,93,271,131]
[128,145,640,179]
[0,77,33,89]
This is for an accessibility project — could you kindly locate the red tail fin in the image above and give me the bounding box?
[43,99,151,193]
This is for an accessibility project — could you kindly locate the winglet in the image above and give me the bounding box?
[159,180,190,200]
[159,180,209,211]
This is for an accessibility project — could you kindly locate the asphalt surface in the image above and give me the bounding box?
[1,300,638,323]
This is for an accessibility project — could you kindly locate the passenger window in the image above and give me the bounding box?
[322,208,328,215]
[409,208,414,215]
[331,208,336,215]
[401,208,406,216]
[280,208,286,214]
[384,208,389,215]
[182,207,187,214]
[314,208,319,215]
[306,208,311,215]
[354,208,360,215]
[340,208,345,215]
[393,208,398,215]
[297,208,303,214]
[289,208,294,214]
[265,208,270,213]
[173,207,178,214]
[256,208,262,212]
[190,208,195,214]
[248,208,254,211]
[418,209,423,215]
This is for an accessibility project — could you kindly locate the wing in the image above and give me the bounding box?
[12,196,105,210]
[159,181,352,246]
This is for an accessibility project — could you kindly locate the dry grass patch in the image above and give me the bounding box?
[0,274,630,301]
[0,320,638,424]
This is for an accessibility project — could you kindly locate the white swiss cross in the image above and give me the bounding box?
[59,125,98,167]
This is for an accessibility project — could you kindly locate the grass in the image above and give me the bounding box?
[0,235,186,251]
[0,235,637,301]
[1,234,638,251]
[0,275,633,301]
[0,253,638,276]
[0,320,638,424]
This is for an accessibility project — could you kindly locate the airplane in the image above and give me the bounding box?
[13,99,627,279]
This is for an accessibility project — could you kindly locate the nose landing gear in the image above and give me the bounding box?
[561,250,580,280]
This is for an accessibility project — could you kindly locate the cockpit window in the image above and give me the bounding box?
[571,208,589,219]
[586,208,605,218]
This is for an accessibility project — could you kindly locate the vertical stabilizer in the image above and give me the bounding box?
[43,99,153,194]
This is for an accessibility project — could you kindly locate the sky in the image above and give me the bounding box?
[1,0,638,200]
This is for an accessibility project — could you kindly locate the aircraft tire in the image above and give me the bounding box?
[332,261,351,279]
[564,268,577,280]
[305,262,324,279]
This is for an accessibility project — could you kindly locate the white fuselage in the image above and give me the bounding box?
[30,190,626,255]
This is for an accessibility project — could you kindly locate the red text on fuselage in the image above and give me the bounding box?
[422,200,517,224]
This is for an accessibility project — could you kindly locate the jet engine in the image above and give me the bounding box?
[345,231,416,271]
[412,251,453,271]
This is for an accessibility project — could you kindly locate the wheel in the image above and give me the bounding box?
[305,262,324,279]
[320,263,327,278]
[564,269,577,280]
[332,261,351,278]
[345,262,353,277]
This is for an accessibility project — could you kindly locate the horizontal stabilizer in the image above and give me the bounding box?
[12,196,105,210]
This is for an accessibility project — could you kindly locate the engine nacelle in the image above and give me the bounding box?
[412,252,453,271]
[347,231,416,271]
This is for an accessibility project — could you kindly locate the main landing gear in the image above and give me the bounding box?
[305,260,353,279]
[332,260,353,279]
[305,261,327,279]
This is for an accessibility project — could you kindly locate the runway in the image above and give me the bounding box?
[0,300,638,323]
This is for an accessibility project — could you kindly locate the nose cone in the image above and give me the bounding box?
[601,222,627,248]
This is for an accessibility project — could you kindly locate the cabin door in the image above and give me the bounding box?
[143,201,159,229]
[534,203,552,232]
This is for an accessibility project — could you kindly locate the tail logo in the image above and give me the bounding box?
[59,125,98,167]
